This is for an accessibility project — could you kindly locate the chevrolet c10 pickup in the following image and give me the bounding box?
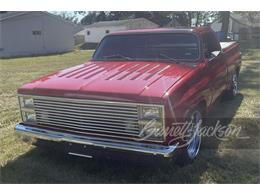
[16,27,241,165]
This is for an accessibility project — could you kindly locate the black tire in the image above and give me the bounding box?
[222,72,239,101]
[176,107,203,166]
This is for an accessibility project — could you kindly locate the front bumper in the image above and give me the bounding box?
[15,123,177,157]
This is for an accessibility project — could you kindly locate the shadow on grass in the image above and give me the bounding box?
[201,94,244,150]
[1,134,259,183]
[239,62,260,91]
[0,148,195,183]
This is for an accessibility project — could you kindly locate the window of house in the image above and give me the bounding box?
[87,31,90,35]
[105,30,110,34]
[32,30,42,35]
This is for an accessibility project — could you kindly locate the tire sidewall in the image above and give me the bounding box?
[176,107,203,166]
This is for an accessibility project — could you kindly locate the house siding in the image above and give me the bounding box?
[85,26,127,43]
[84,18,159,44]
[126,19,158,29]
[42,13,74,54]
[0,12,74,58]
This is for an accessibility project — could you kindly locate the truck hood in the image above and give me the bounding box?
[18,61,193,100]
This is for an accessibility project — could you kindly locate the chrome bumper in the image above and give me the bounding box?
[15,123,177,157]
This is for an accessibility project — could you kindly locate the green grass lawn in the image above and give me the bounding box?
[0,49,259,183]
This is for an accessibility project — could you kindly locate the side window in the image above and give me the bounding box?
[87,31,90,35]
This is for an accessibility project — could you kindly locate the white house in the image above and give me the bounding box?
[84,18,159,45]
[211,13,260,41]
[0,11,76,58]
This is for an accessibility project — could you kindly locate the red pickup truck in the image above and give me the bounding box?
[16,27,241,164]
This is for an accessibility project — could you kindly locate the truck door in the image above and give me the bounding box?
[202,32,228,104]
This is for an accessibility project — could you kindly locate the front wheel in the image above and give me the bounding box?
[176,108,202,166]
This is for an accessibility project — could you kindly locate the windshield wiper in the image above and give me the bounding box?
[103,54,134,61]
[158,53,179,63]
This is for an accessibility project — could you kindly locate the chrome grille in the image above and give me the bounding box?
[33,97,141,138]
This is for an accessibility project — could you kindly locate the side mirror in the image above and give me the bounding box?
[207,50,222,61]
[211,51,221,57]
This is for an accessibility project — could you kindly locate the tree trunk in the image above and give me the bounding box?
[196,12,200,26]
[220,11,230,40]
[187,12,192,27]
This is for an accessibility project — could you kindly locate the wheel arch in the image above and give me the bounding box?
[184,98,208,119]
[197,100,207,117]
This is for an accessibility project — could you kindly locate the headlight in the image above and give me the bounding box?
[19,96,36,124]
[138,105,165,141]
[22,111,36,123]
[19,96,34,108]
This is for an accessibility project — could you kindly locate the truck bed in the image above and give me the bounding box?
[220,42,237,50]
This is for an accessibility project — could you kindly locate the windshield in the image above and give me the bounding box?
[92,33,200,62]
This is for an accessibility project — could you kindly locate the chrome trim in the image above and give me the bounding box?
[36,116,139,129]
[35,117,139,130]
[68,152,93,158]
[35,119,139,136]
[15,124,176,157]
[33,100,138,111]
[34,109,138,120]
[18,94,164,108]
[18,94,166,142]
[21,108,35,112]
[34,104,138,114]
[35,111,138,124]
[34,105,138,118]
[34,109,137,120]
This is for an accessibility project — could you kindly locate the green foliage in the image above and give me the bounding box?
[52,11,79,24]
[78,11,219,27]
[234,11,260,23]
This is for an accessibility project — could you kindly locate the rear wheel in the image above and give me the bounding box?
[176,107,202,166]
[223,73,239,100]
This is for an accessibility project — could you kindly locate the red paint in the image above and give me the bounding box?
[18,27,241,145]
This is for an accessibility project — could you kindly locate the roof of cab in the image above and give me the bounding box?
[109,26,211,35]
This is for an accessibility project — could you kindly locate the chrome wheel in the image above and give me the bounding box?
[232,74,239,96]
[187,110,202,159]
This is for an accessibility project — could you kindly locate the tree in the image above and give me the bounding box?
[80,12,98,25]
[235,11,260,23]
[219,11,230,40]
[194,11,218,26]
[96,11,107,22]
[78,11,219,27]
[52,11,79,24]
